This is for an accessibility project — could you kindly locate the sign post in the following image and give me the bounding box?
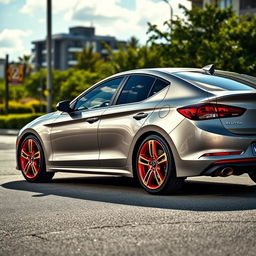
[47,0,53,113]
[4,54,9,115]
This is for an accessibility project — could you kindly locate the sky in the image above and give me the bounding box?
[0,0,191,61]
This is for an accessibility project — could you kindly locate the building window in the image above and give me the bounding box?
[219,0,233,9]
[68,53,76,61]
[240,0,256,9]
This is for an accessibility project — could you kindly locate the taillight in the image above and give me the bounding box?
[177,104,246,120]
[201,151,243,157]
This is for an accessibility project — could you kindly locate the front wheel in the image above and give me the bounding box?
[136,135,184,194]
[19,135,54,182]
[249,172,256,183]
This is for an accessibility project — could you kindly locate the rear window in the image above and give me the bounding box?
[174,72,256,91]
[116,75,155,105]
[149,79,169,97]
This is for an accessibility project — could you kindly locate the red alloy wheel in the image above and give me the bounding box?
[20,138,41,179]
[137,139,168,190]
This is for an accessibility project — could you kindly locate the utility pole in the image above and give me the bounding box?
[4,54,9,115]
[46,0,52,113]
[163,0,173,30]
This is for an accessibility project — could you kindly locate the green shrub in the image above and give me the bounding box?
[25,100,47,113]
[0,101,34,114]
[0,113,43,129]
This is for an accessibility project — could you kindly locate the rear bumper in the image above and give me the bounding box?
[202,158,256,176]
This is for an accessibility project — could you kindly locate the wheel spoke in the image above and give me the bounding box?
[157,153,167,165]
[154,168,164,186]
[138,155,151,166]
[21,150,30,160]
[31,163,37,176]
[148,140,157,158]
[28,139,33,153]
[143,169,154,186]
[32,151,40,159]
[23,162,31,175]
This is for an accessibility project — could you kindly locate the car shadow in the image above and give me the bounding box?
[2,175,256,211]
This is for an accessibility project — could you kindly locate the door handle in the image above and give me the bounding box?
[133,112,148,120]
[86,117,99,124]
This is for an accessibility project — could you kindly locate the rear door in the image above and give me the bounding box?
[98,75,170,168]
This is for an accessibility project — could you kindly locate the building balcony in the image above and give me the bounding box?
[68,47,83,53]
[68,60,78,65]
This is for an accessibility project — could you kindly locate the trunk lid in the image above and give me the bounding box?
[214,92,256,135]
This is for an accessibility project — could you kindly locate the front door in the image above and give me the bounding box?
[51,108,104,168]
[50,77,124,170]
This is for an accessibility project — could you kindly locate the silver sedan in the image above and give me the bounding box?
[16,65,256,194]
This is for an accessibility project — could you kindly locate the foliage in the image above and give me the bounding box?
[106,37,164,73]
[0,79,26,103]
[0,113,42,129]
[23,100,47,113]
[22,68,106,103]
[76,44,102,72]
[147,4,256,74]
[0,101,33,114]
[59,69,104,100]
[0,100,46,114]
[18,54,32,79]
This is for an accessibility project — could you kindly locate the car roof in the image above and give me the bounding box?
[116,67,201,76]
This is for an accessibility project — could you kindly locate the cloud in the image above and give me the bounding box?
[18,0,191,43]
[64,0,191,42]
[38,18,46,24]
[0,0,11,4]
[71,6,121,24]
[20,0,76,15]
[0,29,32,58]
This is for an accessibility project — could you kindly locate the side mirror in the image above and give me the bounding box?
[56,100,72,112]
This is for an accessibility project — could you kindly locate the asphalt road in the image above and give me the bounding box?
[0,135,256,256]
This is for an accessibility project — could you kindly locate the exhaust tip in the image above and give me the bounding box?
[220,167,234,177]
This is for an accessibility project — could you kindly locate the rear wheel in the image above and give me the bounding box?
[249,172,256,183]
[136,135,184,194]
[19,135,54,182]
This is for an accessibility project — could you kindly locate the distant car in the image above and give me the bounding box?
[16,65,256,194]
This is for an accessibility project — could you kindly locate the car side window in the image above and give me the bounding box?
[74,77,123,110]
[116,75,155,105]
[148,79,169,97]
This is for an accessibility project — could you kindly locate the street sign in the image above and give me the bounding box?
[7,64,24,84]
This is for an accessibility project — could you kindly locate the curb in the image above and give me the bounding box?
[0,129,19,136]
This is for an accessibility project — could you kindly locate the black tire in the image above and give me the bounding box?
[249,172,256,183]
[18,135,54,182]
[135,134,184,194]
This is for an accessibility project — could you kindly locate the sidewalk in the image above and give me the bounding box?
[0,129,19,136]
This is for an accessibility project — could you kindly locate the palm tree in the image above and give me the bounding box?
[76,44,101,72]
[18,54,32,79]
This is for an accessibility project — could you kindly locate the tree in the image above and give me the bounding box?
[18,54,32,79]
[105,37,163,73]
[147,4,256,74]
[76,44,102,72]
[128,36,140,49]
